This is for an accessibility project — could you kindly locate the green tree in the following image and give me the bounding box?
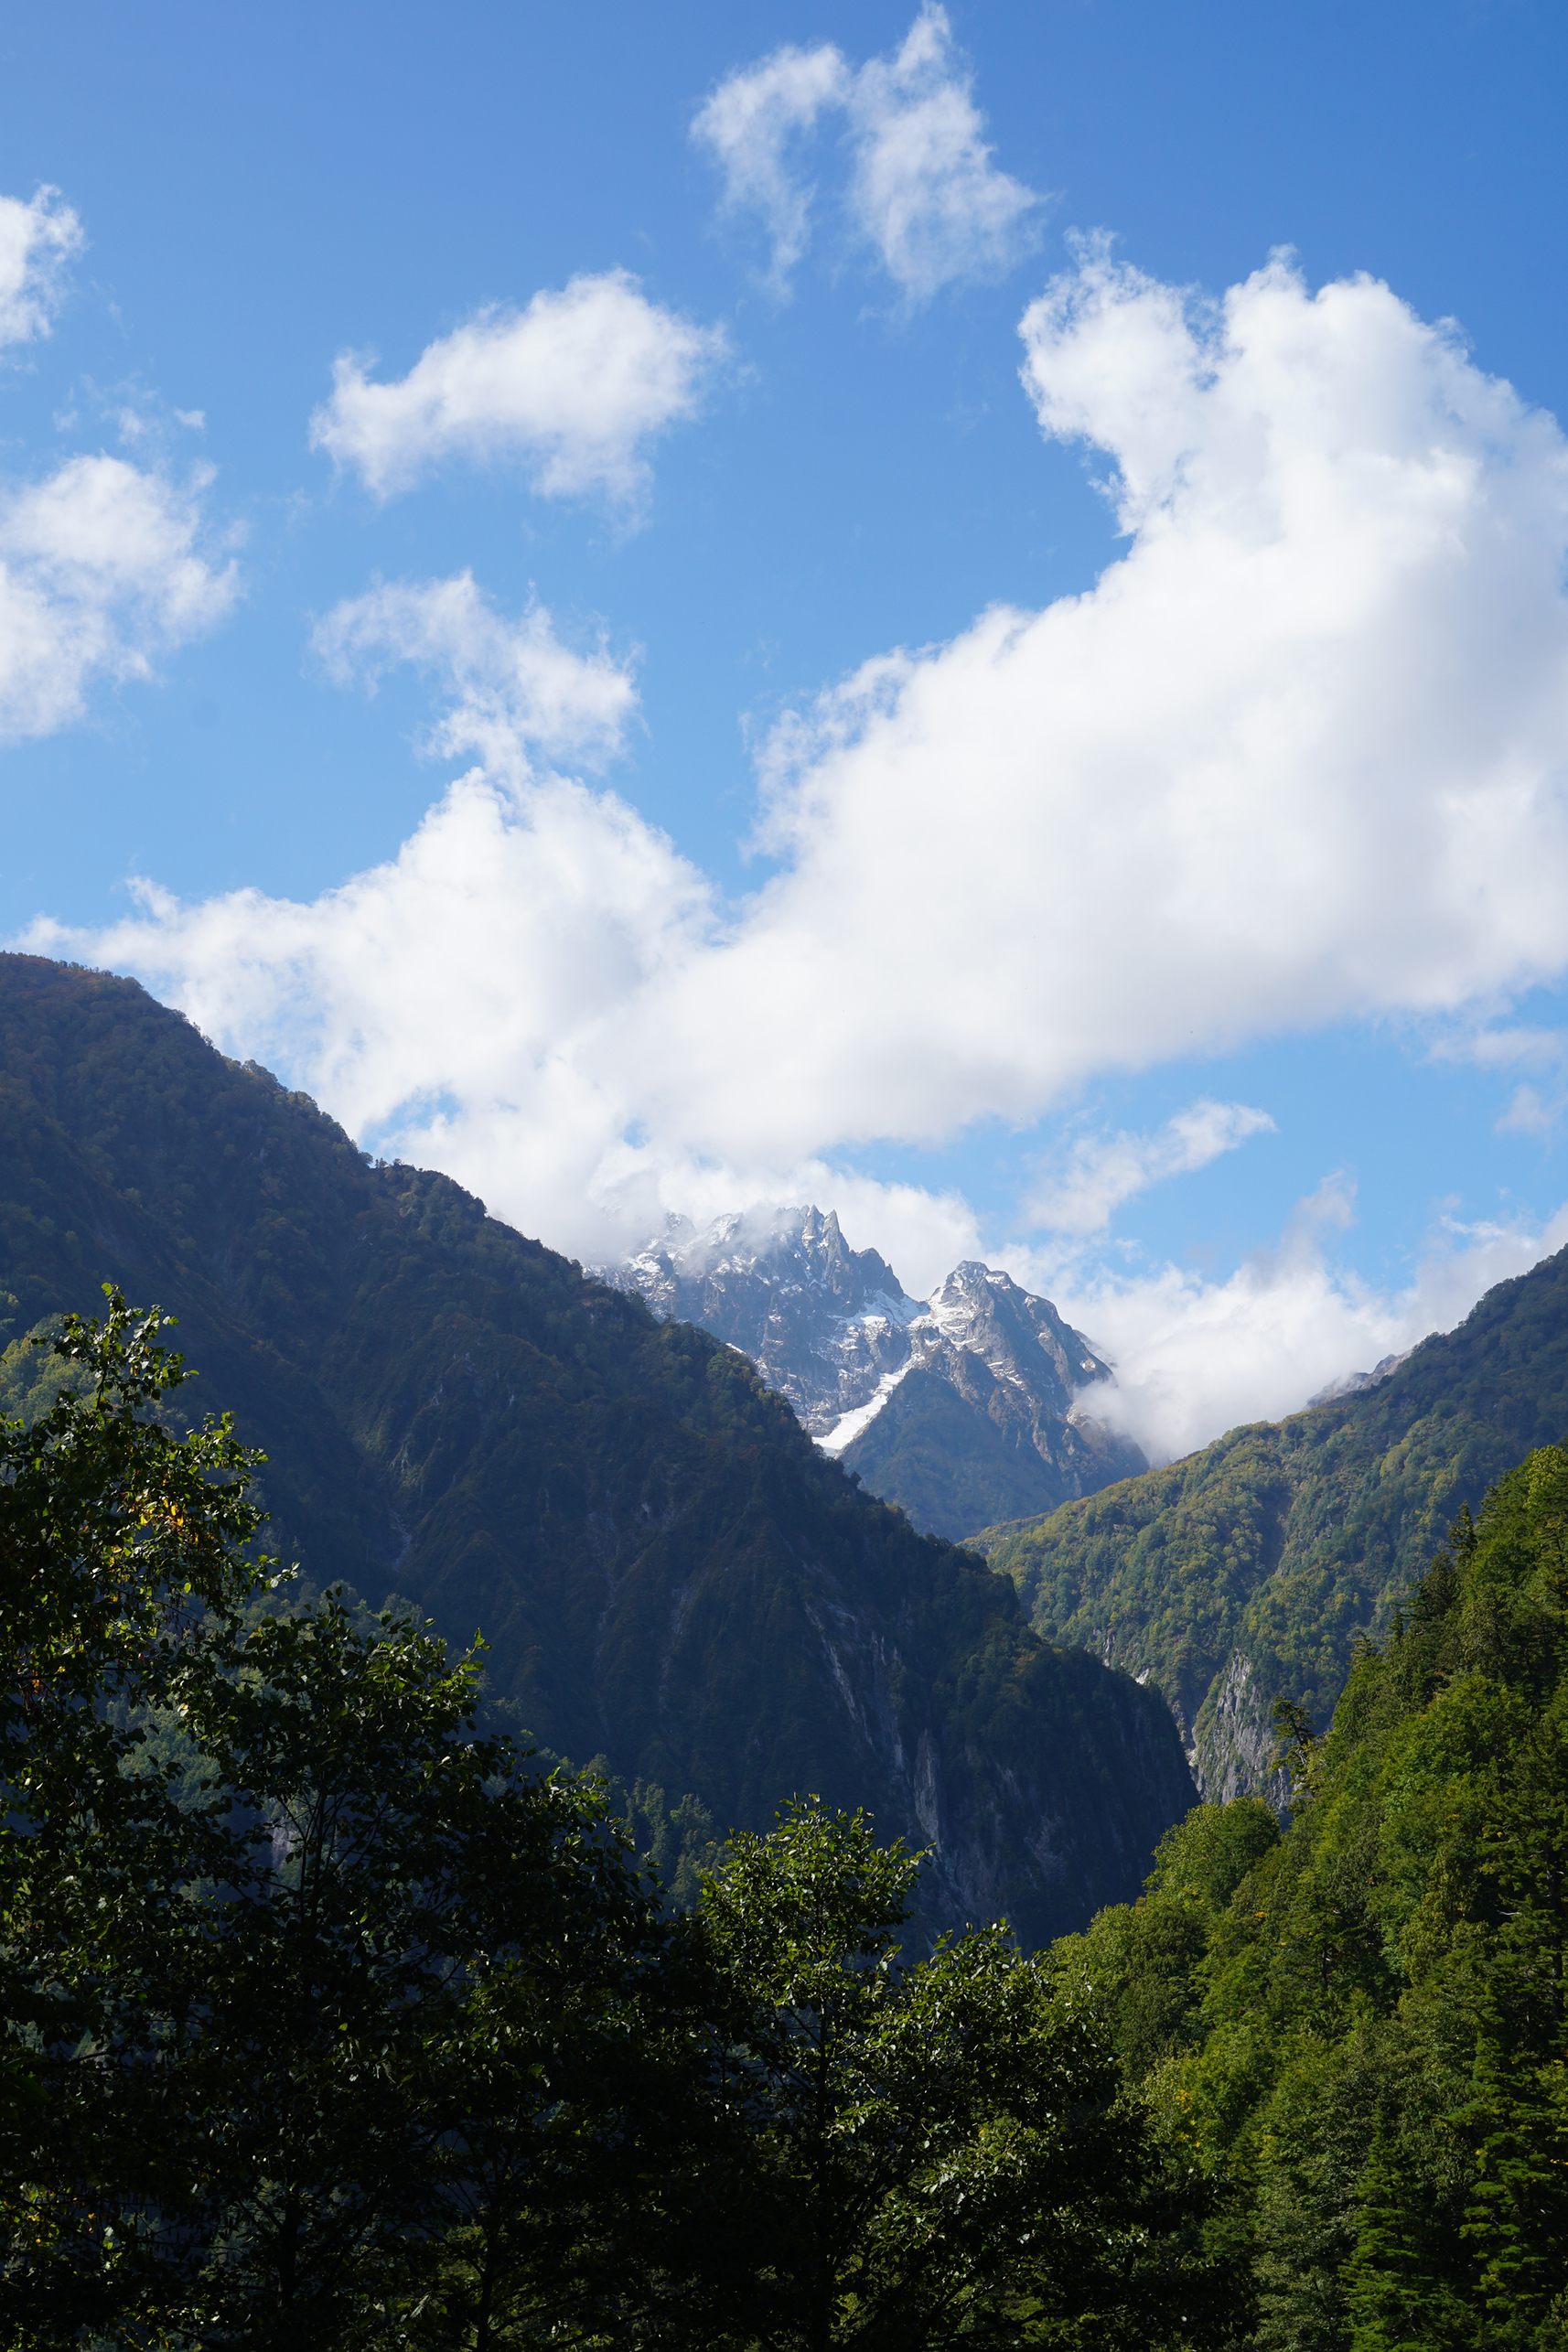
[1,1291,269,2340]
[697,1801,1231,2350]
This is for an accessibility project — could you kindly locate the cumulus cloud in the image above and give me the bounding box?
[313,574,638,775]
[23,582,700,1239]
[693,4,1040,299]
[309,271,727,506]
[616,244,1568,1165]
[1026,1099,1276,1236]
[0,186,82,349]
[0,454,239,741]
[29,244,1568,1445]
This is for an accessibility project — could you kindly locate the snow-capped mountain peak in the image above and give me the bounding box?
[614,1205,1145,1539]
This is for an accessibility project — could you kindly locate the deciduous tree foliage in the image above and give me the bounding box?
[1,1298,1221,2349]
[2,1295,723,2347]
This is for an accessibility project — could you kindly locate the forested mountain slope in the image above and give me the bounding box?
[980,1245,1568,1794]
[0,953,1195,1942]
[1052,1446,1568,2347]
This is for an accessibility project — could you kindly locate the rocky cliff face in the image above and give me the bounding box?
[621,1206,918,1439]
[1190,1650,1290,1807]
[618,1208,1145,1540]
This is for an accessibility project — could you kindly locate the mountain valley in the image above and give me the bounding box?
[9,950,1568,2342]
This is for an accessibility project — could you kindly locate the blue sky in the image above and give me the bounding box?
[4,1,1568,1454]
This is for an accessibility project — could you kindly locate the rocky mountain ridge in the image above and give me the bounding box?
[618,1207,1146,1540]
[1305,1348,1410,1407]
[620,1206,918,1443]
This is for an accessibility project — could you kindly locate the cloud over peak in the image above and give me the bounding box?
[693,5,1041,301]
[1049,1191,1568,1465]
[309,271,728,507]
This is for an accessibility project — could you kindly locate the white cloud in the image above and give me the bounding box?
[1019,233,1213,527]
[1026,1098,1275,1236]
[309,271,727,506]
[844,4,1042,301]
[693,5,1040,299]
[25,768,714,1255]
[0,455,238,742]
[29,246,1568,1447]
[618,246,1568,1165]
[0,186,82,349]
[1430,1023,1568,1072]
[692,41,849,295]
[1497,1084,1559,1137]
[1041,1190,1568,1464]
[1428,1023,1568,1133]
[314,574,638,776]
[22,584,700,1240]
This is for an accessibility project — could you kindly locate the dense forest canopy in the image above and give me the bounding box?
[7,1293,1568,2339]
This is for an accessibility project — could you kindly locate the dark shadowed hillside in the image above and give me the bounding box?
[981,1246,1568,1795]
[0,953,1195,1943]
